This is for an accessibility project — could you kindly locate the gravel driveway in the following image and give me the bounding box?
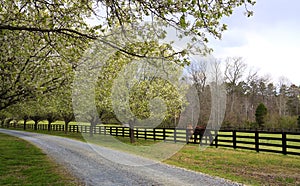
[0,129,242,186]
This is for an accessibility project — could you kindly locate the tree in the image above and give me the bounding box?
[56,88,75,134]
[0,1,255,111]
[0,27,79,110]
[224,57,247,126]
[0,1,255,49]
[187,59,209,126]
[255,103,267,128]
[5,102,32,130]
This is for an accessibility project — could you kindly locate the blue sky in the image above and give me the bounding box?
[209,0,300,85]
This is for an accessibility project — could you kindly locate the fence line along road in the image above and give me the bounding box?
[3,123,300,156]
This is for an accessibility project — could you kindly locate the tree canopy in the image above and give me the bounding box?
[0,0,255,43]
[0,0,258,134]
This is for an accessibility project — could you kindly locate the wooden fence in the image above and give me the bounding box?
[3,123,300,156]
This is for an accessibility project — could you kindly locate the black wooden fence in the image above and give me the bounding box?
[3,123,300,156]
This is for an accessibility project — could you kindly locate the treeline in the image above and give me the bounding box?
[190,57,300,130]
[1,56,300,131]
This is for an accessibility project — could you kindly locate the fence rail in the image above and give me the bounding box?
[2,123,300,156]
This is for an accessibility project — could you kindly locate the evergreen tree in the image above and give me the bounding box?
[255,103,268,128]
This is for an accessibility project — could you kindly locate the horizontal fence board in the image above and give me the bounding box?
[286,144,300,149]
[259,136,282,141]
[217,134,233,137]
[236,135,255,139]
[217,139,234,143]
[217,144,234,148]
[287,151,300,156]
[259,148,282,154]
[286,138,300,143]
[257,142,282,148]
[236,141,256,145]
[235,146,256,151]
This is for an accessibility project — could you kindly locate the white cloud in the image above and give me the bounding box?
[208,0,300,85]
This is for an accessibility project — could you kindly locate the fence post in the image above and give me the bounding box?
[233,130,236,149]
[153,128,156,141]
[122,127,125,137]
[104,126,106,135]
[110,127,112,135]
[136,128,139,139]
[144,129,147,140]
[255,130,259,152]
[282,132,287,155]
[163,128,166,141]
[186,128,189,144]
[215,131,218,148]
[174,128,177,143]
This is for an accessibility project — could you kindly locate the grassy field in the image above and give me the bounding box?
[216,131,300,154]
[3,127,300,185]
[165,145,300,186]
[0,133,82,185]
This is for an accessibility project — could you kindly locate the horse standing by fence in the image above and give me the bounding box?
[186,124,213,145]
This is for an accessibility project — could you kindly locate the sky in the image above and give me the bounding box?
[208,0,300,85]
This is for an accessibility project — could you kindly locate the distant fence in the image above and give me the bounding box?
[3,123,300,156]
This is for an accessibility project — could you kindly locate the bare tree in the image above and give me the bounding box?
[224,57,247,125]
[224,57,247,91]
[277,76,291,116]
[187,59,210,126]
[188,60,207,93]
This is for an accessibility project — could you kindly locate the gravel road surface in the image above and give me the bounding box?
[0,129,242,186]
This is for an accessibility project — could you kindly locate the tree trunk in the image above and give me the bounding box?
[23,119,27,130]
[90,123,94,137]
[6,119,13,128]
[34,120,38,130]
[64,121,69,134]
[129,120,135,143]
[48,121,52,131]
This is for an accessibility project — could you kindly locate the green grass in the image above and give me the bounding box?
[164,144,300,186]
[83,134,183,161]
[216,131,300,154]
[0,133,82,185]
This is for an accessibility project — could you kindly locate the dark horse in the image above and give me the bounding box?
[187,125,213,145]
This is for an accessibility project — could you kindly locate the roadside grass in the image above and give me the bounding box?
[164,144,300,186]
[0,133,82,185]
[83,134,183,161]
[4,127,300,185]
